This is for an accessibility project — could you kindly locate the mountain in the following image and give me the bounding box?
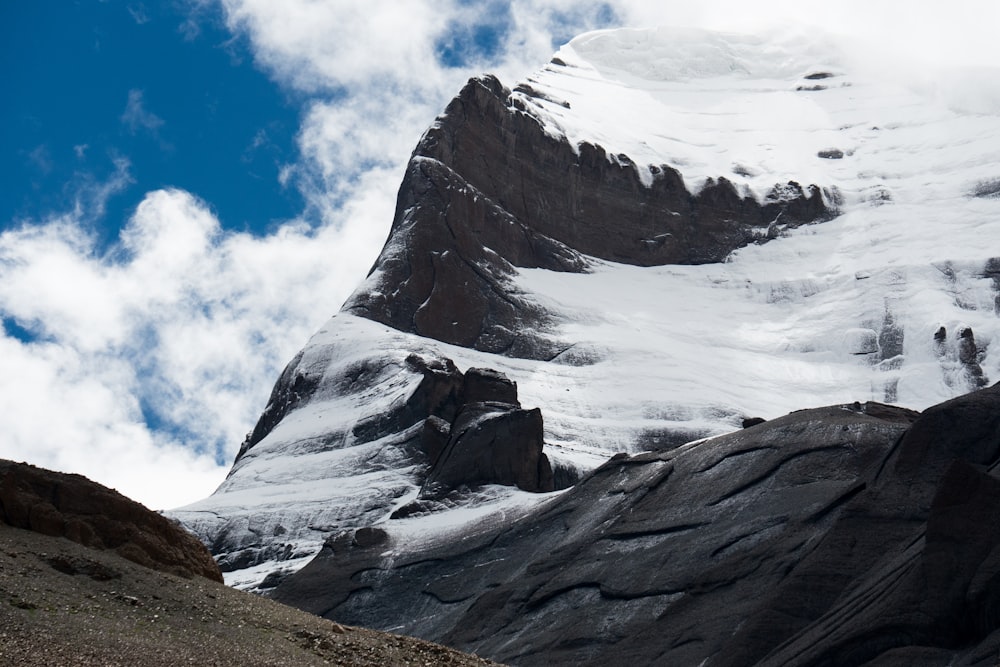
[169,25,1000,660]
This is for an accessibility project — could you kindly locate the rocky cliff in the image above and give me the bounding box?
[344,73,832,358]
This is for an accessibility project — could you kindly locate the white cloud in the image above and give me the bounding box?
[218,0,456,92]
[0,181,390,510]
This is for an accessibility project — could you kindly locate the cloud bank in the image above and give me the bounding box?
[3,0,998,510]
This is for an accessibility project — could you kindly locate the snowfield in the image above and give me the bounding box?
[171,26,1000,590]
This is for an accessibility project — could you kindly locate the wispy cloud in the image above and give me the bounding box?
[127,3,151,25]
[120,89,164,135]
[27,145,53,174]
[73,155,134,220]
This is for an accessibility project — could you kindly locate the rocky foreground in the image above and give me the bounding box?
[0,461,498,667]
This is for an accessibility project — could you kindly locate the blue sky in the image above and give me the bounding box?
[2,0,998,510]
[2,1,302,250]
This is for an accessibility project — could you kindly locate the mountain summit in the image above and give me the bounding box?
[171,25,1000,632]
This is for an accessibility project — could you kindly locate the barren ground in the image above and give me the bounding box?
[0,525,500,666]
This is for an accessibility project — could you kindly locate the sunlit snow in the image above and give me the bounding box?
[172,27,1000,589]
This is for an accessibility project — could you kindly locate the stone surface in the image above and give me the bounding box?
[273,389,1000,665]
[0,459,222,582]
[421,403,554,499]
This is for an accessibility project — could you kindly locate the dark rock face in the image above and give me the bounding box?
[422,403,554,499]
[932,323,990,394]
[0,460,222,583]
[345,75,834,357]
[959,327,987,387]
[400,366,557,512]
[462,367,519,406]
[273,389,1000,665]
[417,366,555,498]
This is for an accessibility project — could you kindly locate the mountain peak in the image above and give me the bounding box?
[171,27,1000,600]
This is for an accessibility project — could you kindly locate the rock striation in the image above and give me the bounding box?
[180,347,564,585]
[273,385,1000,665]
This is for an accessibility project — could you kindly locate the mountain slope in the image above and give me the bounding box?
[272,385,1000,666]
[171,25,1000,597]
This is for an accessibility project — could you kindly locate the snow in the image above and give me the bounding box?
[171,26,1000,590]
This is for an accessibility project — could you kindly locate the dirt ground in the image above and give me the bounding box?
[0,525,500,666]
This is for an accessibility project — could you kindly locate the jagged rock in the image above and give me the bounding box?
[351,354,466,444]
[421,403,554,499]
[420,415,452,465]
[0,460,222,582]
[462,367,519,406]
[418,367,555,497]
[959,327,987,387]
[345,75,833,357]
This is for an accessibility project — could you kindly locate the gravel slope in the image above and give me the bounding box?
[0,525,499,666]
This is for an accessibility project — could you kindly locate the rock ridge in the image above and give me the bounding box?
[0,459,222,583]
[345,74,835,357]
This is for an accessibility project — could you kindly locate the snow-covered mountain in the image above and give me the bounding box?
[170,25,1000,602]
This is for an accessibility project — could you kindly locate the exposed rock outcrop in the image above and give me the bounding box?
[345,75,834,357]
[0,460,222,582]
[959,326,987,387]
[397,366,557,516]
[421,403,553,499]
